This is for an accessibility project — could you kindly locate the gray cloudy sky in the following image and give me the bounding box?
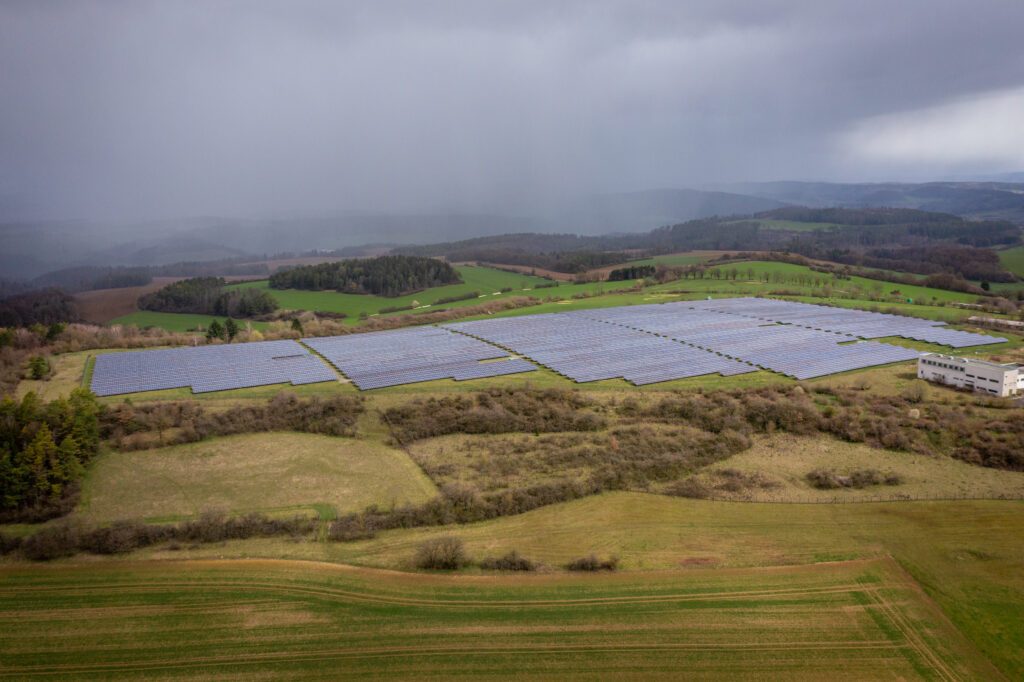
[2,0,1023,220]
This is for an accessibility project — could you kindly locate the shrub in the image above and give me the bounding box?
[806,469,842,489]
[664,478,712,499]
[807,468,903,490]
[413,536,469,570]
[478,550,537,571]
[566,554,619,572]
[20,523,81,561]
[848,469,883,488]
[884,473,905,486]
[0,532,22,555]
[902,383,927,403]
[27,355,50,379]
[327,515,378,541]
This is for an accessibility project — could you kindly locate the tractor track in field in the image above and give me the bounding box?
[1,641,916,677]
[0,579,884,610]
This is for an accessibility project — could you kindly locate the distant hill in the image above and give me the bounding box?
[718,181,1024,224]
[395,206,1021,282]
[550,188,789,233]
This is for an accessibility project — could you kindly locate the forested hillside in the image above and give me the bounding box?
[269,255,462,296]
[0,289,79,327]
[391,207,1021,281]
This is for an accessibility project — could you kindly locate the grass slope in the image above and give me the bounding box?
[997,245,1024,278]
[133,492,1024,677]
[0,557,999,680]
[76,433,437,524]
[688,433,1024,502]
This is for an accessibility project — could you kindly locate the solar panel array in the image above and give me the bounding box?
[90,340,337,396]
[303,326,537,389]
[446,313,755,385]
[687,297,1007,348]
[576,303,920,380]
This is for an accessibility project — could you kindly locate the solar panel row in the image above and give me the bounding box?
[90,340,337,396]
[89,297,1005,395]
[575,303,921,380]
[302,326,537,390]
[687,297,1007,348]
[446,313,756,385]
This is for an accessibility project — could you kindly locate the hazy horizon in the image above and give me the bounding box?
[2,1,1023,223]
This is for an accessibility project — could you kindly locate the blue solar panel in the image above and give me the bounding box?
[91,297,1003,395]
[687,297,1006,347]
[90,340,337,396]
[303,326,537,389]
[446,312,756,385]
[573,303,922,380]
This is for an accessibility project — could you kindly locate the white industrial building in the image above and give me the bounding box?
[917,353,1024,397]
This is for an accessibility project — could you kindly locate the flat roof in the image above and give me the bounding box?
[920,352,1022,371]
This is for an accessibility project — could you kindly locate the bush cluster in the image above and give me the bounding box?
[17,511,315,561]
[478,550,537,571]
[384,388,605,442]
[806,468,904,490]
[413,536,469,570]
[566,555,619,572]
[100,392,364,450]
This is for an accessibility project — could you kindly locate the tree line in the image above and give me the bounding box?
[138,277,278,317]
[607,264,656,281]
[0,289,79,327]
[269,255,462,297]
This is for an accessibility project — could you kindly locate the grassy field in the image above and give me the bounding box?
[644,260,981,304]
[102,259,994,334]
[15,350,91,400]
[75,433,437,524]
[997,245,1024,278]
[0,556,1000,679]
[78,493,1024,678]
[108,310,270,333]
[688,434,1024,502]
[229,265,555,320]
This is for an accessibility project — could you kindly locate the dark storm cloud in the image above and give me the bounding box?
[1,0,1023,220]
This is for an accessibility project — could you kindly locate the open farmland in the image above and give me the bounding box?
[997,245,1024,278]
[0,556,1001,680]
[109,310,270,333]
[100,259,1004,335]
[74,277,185,323]
[67,495,1024,678]
[76,433,437,524]
[87,296,1009,399]
[230,265,555,320]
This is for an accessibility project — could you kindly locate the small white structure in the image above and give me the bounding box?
[917,353,1023,397]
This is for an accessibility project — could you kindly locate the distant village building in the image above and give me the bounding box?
[917,353,1023,397]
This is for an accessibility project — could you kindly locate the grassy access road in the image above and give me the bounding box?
[0,556,998,680]
[75,433,437,524]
